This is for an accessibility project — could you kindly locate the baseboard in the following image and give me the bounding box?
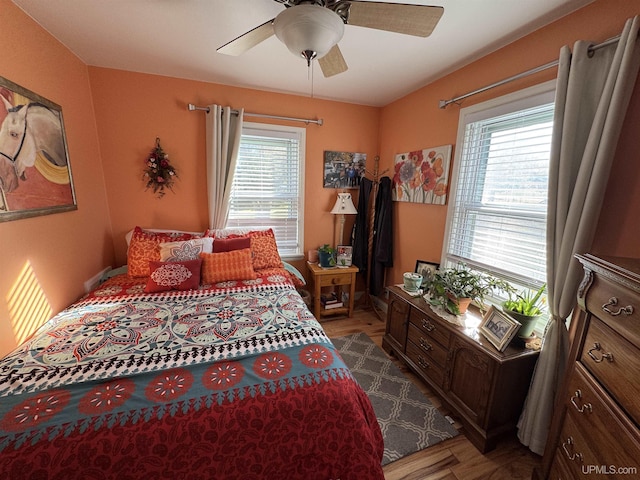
[84,266,111,293]
[372,295,388,314]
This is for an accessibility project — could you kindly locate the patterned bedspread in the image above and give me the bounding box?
[0,271,384,479]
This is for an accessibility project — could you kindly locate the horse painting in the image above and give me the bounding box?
[0,93,67,193]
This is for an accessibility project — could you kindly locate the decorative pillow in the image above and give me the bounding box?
[128,227,201,277]
[249,231,283,270]
[159,238,213,261]
[200,249,257,284]
[126,227,203,248]
[213,236,251,253]
[144,259,202,293]
[204,227,270,239]
[205,228,283,270]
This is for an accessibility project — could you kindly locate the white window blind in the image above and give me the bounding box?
[443,83,555,292]
[226,123,305,258]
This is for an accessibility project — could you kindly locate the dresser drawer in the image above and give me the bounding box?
[548,451,576,480]
[585,274,640,349]
[408,322,448,367]
[408,308,451,347]
[580,318,640,426]
[318,272,352,287]
[555,412,601,479]
[406,339,445,388]
[565,363,640,468]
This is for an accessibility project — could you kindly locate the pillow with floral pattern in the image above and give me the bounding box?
[159,238,213,262]
[144,259,202,293]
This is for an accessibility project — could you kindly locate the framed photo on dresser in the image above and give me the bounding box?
[479,306,521,352]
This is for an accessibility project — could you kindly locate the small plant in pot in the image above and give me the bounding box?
[502,283,546,340]
[317,244,336,268]
[426,263,512,315]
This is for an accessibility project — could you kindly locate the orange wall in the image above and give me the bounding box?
[88,68,380,276]
[0,0,114,356]
[379,0,640,286]
[2,0,639,359]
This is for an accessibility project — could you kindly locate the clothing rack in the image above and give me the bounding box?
[439,33,623,109]
[187,103,323,126]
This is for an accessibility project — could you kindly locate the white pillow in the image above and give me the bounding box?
[209,227,270,239]
[158,238,213,262]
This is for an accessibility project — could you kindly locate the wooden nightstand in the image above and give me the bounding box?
[307,262,358,320]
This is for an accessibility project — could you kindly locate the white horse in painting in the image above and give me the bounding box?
[0,93,67,192]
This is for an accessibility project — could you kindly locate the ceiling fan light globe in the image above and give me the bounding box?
[273,5,344,61]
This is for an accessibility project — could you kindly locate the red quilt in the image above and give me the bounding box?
[0,271,384,479]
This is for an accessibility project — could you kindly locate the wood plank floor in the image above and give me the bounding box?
[321,305,541,480]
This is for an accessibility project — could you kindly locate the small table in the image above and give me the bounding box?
[307,262,358,320]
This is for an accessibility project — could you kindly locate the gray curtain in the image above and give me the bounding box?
[206,105,244,229]
[518,16,640,455]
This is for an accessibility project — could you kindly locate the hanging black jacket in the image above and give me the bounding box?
[370,176,393,296]
[352,177,372,272]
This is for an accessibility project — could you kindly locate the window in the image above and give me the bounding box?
[226,122,305,259]
[442,81,556,310]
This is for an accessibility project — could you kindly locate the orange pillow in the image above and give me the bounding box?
[128,227,200,277]
[249,235,282,270]
[200,248,257,284]
[247,230,283,270]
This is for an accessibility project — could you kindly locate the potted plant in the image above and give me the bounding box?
[502,283,546,340]
[426,263,512,315]
[317,244,336,268]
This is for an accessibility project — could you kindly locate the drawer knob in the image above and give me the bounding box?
[587,342,614,363]
[561,436,584,463]
[602,297,634,316]
[419,337,432,352]
[570,389,593,414]
[421,319,435,332]
[417,355,430,369]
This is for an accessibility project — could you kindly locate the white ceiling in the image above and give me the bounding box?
[13,0,594,107]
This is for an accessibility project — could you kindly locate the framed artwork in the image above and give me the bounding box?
[0,75,76,222]
[392,145,452,205]
[415,260,439,287]
[337,245,353,268]
[479,306,521,352]
[323,151,366,189]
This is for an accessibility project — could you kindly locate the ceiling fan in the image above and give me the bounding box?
[217,0,444,77]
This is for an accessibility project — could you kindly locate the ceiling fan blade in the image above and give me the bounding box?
[217,19,275,56]
[346,1,444,37]
[318,45,348,77]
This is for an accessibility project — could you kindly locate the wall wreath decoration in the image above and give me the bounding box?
[143,137,177,198]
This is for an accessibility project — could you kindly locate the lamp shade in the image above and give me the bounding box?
[273,5,345,64]
[331,193,358,215]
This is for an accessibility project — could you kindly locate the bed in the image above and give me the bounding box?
[0,227,384,479]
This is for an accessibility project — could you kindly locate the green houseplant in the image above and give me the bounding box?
[502,283,546,339]
[426,263,512,315]
[317,244,336,268]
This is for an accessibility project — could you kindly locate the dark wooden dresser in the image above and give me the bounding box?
[383,286,539,452]
[537,254,640,479]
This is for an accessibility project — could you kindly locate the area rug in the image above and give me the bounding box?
[331,332,458,465]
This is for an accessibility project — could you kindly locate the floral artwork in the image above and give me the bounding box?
[392,145,452,205]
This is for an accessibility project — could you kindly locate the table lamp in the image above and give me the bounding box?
[330,192,357,245]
